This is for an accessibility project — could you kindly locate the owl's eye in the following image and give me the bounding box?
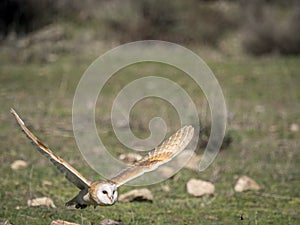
[102,190,108,195]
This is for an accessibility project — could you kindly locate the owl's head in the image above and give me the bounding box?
[95,182,118,205]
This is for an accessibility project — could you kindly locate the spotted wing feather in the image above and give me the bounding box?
[111,125,194,187]
[11,108,91,190]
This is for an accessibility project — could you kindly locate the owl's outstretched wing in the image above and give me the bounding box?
[11,108,92,190]
[111,125,194,187]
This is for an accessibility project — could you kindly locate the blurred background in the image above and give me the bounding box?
[0,0,299,58]
[0,0,299,224]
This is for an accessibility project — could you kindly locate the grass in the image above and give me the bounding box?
[0,27,299,224]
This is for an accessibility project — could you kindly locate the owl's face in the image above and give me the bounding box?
[96,183,118,205]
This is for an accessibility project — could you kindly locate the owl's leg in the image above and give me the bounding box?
[65,199,88,209]
[65,189,89,209]
[75,204,88,209]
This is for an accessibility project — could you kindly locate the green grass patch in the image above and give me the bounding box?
[0,42,299,224]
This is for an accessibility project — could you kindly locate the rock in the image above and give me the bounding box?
[119,153,142,164]
[255,105,265,113]
[290,123,299,132]
[27,197,56,208]
[234,175,261,192]
[162,185,170,192]
[0,221,12,225]
[51,220,80,225]
[158,166,175,178]
[185,154,201,171]
[119,188,153,202]
[42,180,53,186]
[11,160,27,170]
[176,150,201,172]
[269,125,277,132]
[204,215,218,220]
[186,178,215,197]
[97,219,122,225]
[184,152,201,171]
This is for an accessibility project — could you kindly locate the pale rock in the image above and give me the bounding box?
[27,197,56,208]
[234,175,261,192]
[119,153,142,164]
[0,221,12,225]
[42,180,53,186]
[185,154,201,171]
[255,105,265,113]
[51,220,80,225]
[98,218,121,225]
[162,185,170,192]
[11,160,27,170]
[177,150,201,171]
[158,166,175,178]
[290,123,299,132]
[119,188,153,202]
[186,178,215,197]
[204,215,218,220]
[269,125,277,132]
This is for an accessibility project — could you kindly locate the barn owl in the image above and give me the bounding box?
[11,108,194,209]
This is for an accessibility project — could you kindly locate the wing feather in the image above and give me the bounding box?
[111,125,194,187]
[11,108,91,190]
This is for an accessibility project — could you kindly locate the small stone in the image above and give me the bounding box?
[234,175,261,192]
[0,221,12,225]
[185,153,201,171]
[269,125,277,132]
[46,53,58,63]
[290,123,299,132]
[51,220,80,225]
[42,180,53,186]
[255,105,265,113]
[162,185,170,192]
[204,215,218,220]
[158,166,175,178]
[176,150,200,172]
[27,197,56,208]
[186,178,215,197]
[119,153,142,164]
[119,188,153,202]
[11,160,27,170]
[97,218,121,225]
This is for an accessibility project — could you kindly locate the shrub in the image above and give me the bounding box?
[100,0,179,42]
[242,1,300,55]
[0,0,88,37]
[100,0,238,45]
[0,0,55,37]
[276,8,300,55]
